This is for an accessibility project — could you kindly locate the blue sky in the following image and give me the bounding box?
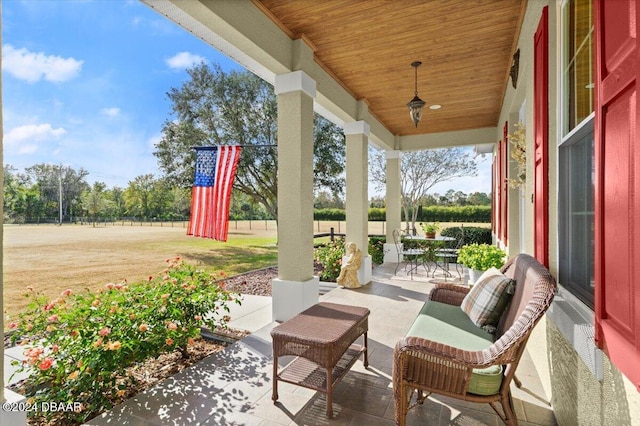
[2,0,242,188]
[2,0,491,194]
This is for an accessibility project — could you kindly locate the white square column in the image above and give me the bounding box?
[272,71,318,321]
[344,120,372,284]
[385,150,402,263]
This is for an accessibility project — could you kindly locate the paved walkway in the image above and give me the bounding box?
[6,264,557,425]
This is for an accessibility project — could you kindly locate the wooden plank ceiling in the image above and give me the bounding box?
[254,0,525,137]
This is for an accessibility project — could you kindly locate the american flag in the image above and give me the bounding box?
[187,146,242,242]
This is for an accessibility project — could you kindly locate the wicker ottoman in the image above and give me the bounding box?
[271,302,370,418]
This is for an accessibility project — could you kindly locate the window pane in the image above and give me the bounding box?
[563,0,594,135]
[559,124,594,308]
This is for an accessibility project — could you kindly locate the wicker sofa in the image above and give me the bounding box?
[393,253,556,426]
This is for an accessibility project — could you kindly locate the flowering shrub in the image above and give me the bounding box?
[314,238,346,281]
[9,258,239,425]
[368,236,385,265]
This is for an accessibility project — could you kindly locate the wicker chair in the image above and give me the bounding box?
[393,254,556,425]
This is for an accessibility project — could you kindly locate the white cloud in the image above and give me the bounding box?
[101,107,121,117]
[165,51,204,70]
[5,123,67,146]
[2,44,83,83]
[19,144,39,155]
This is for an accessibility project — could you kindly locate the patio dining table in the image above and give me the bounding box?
[402,235,455,278]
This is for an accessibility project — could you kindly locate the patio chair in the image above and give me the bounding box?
[393,228,426,278]
[433,225,465,280]
[393,253,556,425]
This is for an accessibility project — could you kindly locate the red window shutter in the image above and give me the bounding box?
[501,122,509,245]
[534,7,549,268]
[594,0,640,390]
[496,141,503,239]
[491,158,497,234]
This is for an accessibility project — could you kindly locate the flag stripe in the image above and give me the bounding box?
[187,146,242,241]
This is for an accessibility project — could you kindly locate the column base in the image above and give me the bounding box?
[384,243,400,264]
[2,388,27,426]
[272,276,319,322]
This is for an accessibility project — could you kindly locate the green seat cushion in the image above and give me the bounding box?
[406,300,503,395]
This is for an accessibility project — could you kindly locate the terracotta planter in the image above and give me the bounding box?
[425,232,436,239]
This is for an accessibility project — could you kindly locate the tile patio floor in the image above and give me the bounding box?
[17,262,556,425]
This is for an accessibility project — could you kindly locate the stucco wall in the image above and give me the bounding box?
[546,320,640,425]
[502,2,640,425]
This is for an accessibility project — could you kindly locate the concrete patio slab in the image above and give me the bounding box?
[10,262,555,426]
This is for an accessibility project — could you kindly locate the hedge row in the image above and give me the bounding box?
[314,205,490,223]
[441,226,492,245]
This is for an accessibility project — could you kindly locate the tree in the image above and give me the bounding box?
[81,182,109,226]
[23,164,89,222]
[467,191,491,205]
[370,147,478,231]
[124,174,156,219]
[154,62,346,220]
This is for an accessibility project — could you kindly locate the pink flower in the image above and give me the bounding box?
[165,338,174,346]
[138,324,148,332]
[99,327,111,336]
[106,341,122,351]
[91,299,100,307]
[194,315,202,321]
[38,357,54,371]
[105,283,115,290]
[52,344,60,353]
[61,289,72,297]
[167,322,178,330]
[8,322,18,329]
[47,314,58,323]
[115,283,123,290]
[24,347,43,358]
[43,303,54,312]
[148,275,153,281]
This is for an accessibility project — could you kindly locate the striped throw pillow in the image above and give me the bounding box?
[461,268,515,329]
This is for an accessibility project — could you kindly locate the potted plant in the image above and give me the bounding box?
[457,243,507,284]
[420,222,440,238]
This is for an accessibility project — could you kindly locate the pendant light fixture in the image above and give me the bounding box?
[407,61,426,128]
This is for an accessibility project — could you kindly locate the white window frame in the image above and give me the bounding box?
[550,0,602,380]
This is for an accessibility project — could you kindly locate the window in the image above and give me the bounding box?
[562,0,593,136]
[558,118,594,308]
[559,0,594,306]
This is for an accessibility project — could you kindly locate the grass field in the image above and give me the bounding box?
[2,220,486,323]
[3,223,279,322]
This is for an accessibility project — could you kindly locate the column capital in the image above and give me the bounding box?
[343,120,370,136]
[386,150,402,160]
[275,70,316,98]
